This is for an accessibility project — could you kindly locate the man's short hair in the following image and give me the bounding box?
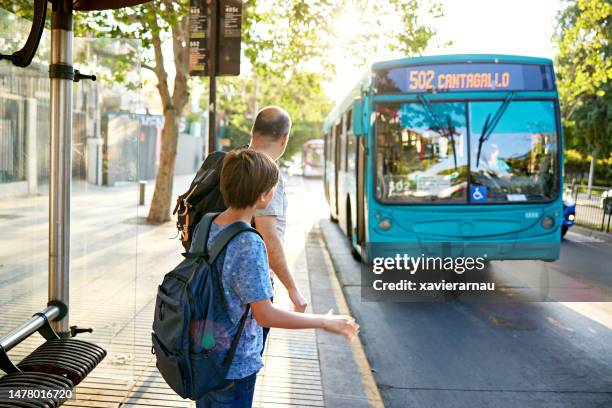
[252,106,292,141]
[220,149,279,209]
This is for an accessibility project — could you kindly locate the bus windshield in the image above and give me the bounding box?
[375,100,559,204]
[469,100,559,203]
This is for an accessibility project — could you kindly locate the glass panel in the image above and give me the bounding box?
[1,7,144,388]
[375,102,468,203]
[469,100,559,203]
[69,37,142,384]
[0,7,51,337]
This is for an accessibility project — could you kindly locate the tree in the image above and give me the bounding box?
[554,0,611,189]
[3,0,445,221]
[1,0,191,223]
[84,1,191,223]
[217,0,445,159]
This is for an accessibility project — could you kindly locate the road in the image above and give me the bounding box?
[296,176,612,408]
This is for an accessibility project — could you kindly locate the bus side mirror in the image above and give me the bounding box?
[353,97,367,136]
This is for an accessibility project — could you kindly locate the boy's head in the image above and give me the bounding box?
[220,149,279,210]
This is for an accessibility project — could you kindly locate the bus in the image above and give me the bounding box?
[302,139,324,177]
[324,54,563,262]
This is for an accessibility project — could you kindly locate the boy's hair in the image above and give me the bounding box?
[220,149,279,209]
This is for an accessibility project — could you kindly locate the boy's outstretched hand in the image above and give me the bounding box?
[322,309,359,341]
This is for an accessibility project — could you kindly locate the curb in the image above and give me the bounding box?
[316,224,384,408]
[571,225,612,243]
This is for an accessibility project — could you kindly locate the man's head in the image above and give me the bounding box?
[250,106,292,160]
[220,149,280,210]
[488,143,500,161]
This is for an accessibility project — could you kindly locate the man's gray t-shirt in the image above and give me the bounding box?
[254,174,287,241]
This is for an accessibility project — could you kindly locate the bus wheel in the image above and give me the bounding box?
[351,246,362,262]
[346,201,361,262]
[446,269,465,301]
[345,201,352,241]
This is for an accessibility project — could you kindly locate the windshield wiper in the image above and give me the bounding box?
[475,92,514,168]
[417,95,458,169]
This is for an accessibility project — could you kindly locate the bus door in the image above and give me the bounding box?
[334,121,342,218]
[356,136,366,244]
[324,132,331,203]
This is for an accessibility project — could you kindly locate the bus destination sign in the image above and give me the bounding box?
[376,63,555,94]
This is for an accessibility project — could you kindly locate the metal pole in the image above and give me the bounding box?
[207,0,218,154]
[139,180,146,205]
[0,306,60,352]
[49,0,73,337]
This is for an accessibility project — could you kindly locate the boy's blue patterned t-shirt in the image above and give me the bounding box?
[191,221,273,380]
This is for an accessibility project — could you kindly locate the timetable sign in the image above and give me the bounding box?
[376,63,555,93]
[189,0,242,77]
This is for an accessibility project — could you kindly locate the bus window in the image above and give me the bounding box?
[345,109,353,171]
[375,102,468,203]
[324,132,330,162]
[335,121,343,172]
[469,100,559,203]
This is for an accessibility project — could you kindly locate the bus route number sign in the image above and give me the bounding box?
[408,69,510,91]
[376,63,555,93]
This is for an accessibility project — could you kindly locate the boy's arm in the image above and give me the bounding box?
[254,215,308,313]
[250,298,358,341]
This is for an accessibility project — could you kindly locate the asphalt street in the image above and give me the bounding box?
[297,176,612,408]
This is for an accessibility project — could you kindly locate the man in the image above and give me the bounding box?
[483,143,511,178]
[249,106,308,321]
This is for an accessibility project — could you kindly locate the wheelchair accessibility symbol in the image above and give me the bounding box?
[470,186,487,202]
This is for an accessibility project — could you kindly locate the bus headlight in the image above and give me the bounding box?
[379,218,392,231]
[541,216,555,229]
[568,214,575,221]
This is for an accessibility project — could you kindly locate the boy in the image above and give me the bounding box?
[195,149,358,408]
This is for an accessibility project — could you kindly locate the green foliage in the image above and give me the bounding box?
[2,0,444,164]
[243,0,338,77]
[216,71,333,159]
[327,0,446,67]
[555,0,611,157]
[564,149,612,185]
[385,0,447,55]
[220,0,444,159]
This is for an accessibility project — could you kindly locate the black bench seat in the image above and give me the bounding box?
[0,306,106,408]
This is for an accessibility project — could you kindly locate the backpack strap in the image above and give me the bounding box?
[207,222,262,264]
[223,305,250,367]
[184,212,220,258]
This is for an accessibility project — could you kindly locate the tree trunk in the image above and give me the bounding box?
[146,6,190,223]
[587,152,595,199]
[147,109,179,223]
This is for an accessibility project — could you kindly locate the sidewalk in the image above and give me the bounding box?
[570,224,612,243]
[1,175,381,407]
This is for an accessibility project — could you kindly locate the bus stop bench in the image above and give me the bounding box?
[0,306,106,407]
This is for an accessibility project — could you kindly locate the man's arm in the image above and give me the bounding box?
[254,215,308,312]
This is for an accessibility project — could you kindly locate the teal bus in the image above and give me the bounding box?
[324,54,563,262]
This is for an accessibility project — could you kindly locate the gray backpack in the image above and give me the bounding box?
[151,212,260,399]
